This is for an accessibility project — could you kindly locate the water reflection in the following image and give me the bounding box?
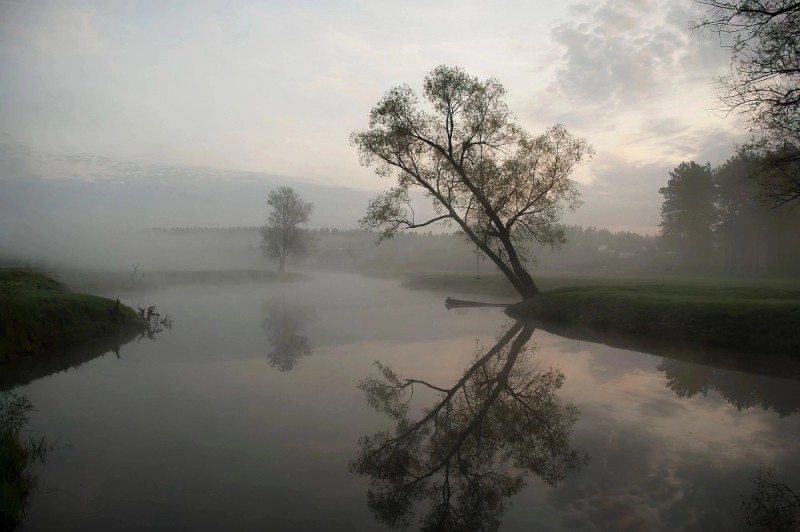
[1,392,47,532]
[0,309,174,392]
[741,468,800,531]
[0,336,131,392]
[260,299,314,372]
[350,321,587,530]
[657,358,800,417]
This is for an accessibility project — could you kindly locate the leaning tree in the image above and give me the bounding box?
[351,66,593,299]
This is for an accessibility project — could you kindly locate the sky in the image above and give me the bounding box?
[0,0,746,234]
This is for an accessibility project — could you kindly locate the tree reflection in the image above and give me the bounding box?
[260,299,314,372]
[350,322,586,531]
[1,392,48,532]
[657,358,800,417]
[742,469,800,531]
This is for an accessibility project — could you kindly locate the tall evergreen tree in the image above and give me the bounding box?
[715,151,769,273]
[658,162,718,268]
[715,151,800,275]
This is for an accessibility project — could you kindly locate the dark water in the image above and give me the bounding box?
[8,272,800,531]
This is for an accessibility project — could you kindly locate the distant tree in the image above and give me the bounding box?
[715,150,800,274]
[261,187,314,272]
[658,162,718,268]
[351,65,593,299]
[715,150,772,272]
[693,0,800,206]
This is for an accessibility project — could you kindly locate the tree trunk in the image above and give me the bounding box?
[279,254,285,273]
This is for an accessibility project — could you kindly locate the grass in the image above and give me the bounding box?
[403,271,800,356]
[0,269,146,359]
[507,284,800,355]
[1,391,47,530]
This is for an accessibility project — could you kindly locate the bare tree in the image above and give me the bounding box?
[694,1,800,206]
[261,187,314,272]
[351,66,593,299]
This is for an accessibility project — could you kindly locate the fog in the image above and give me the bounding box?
[4,1,800,530]
[0,163,373,270]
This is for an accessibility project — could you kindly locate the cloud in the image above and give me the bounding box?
[564,153,668,232]
[0,140,373,231]
[548,0,727,110]
[0,2,118,57]
[0,0,752,232]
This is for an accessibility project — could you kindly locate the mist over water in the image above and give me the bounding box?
[6,272,800,531]
[4,2,800,528]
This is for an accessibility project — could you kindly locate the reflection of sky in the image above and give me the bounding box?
[509,332,800,531]
[14,272,800,530]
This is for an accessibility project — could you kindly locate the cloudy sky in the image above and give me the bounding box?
[0,0,746,233]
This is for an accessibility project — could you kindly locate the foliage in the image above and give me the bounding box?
[135,305,174,340]
[741,468,800,531]
[350,322,585,530]
[694,0,800,206]
[352,65,593,298]
[658,161,718,267]
[714,151,800,274]
[261,187,314,272]
[657,357,800,417]
[1,392,48,531]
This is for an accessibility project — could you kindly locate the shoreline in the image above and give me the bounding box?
[403,272,800,357]
[0,270,147,360]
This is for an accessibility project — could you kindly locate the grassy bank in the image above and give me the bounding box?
[507,283,800,356]
[0,270,145,359]
[404,272,800,356]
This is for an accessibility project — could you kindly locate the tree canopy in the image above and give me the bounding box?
[694,0,800,206]
[261,187,314,272]
[658,161,718,268]
[351,66,593,298]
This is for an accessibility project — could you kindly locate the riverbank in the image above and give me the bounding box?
[0,269,146,359]
[507,284,800,356]
[404,272,800,356]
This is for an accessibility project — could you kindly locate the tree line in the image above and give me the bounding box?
[694,0,800,208]
[659,151,800,275]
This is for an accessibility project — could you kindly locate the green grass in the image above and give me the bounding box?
[507,284,800,354]
[403,271,800,356]
[0,269,146,359]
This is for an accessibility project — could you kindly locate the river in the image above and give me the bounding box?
[8,272,800,531]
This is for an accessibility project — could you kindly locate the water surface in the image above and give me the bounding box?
[10,272,800,531]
